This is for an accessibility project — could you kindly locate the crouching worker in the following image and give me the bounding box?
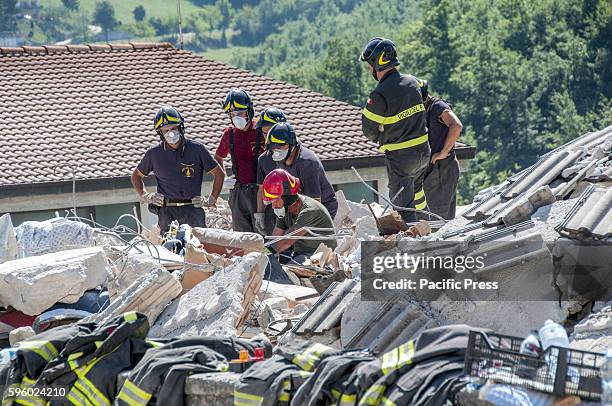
[261,169,337,284]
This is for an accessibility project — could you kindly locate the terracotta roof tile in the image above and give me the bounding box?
[0,42,382,186]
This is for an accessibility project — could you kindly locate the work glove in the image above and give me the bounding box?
[192,195,217,208]
[223,175,236,190]
[254,212,266,235]
[143,192,164,207]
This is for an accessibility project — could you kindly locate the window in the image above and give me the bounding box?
[334,181,378,203]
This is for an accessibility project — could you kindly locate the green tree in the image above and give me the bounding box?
[0,0,17,31]
[93,1,118,41]
[133,5,146,22]
[61,0,80,12]
[311,36,367,106]
[216,0,232,46]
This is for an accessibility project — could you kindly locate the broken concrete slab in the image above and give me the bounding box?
[191,228,264,256]
[149,252,266,338]
[15,218,94,258]
[184,242,234,273]
[570,305,612,353]
[354,215,381,240]
[87,267,181,326]
[334,190,385,229]
[258,281,319,308]
[9,326,35,346]
[263,297,289,311]
[0,247,110,315]
[430,300,570,337]
[107,253,161,301]
[333,190,352,231]
[0,214,18,264]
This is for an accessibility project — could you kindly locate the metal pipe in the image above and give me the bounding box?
[351,166,447,222]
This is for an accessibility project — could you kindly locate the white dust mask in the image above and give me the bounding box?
[272,149,289,162]
[273,206,286,218]
[164,130,181,144]
[232,116,248,130]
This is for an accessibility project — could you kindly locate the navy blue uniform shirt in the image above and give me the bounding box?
[257,146,336,208]
[426,98,453,155]
[137,139,217,200]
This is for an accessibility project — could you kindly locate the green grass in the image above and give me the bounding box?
[199,46,248,65]
[40,0,203,25]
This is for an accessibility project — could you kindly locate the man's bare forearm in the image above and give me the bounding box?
[209,166,225,199]
[131,170,145,197]
[442,124,462,154]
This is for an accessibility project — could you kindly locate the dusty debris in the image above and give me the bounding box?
[405,220,432,237]
[258,281,319,307]
[354,215,381,240]
[0,246,110,315]
[570,305,612,353]
[149,252,266,338]
[183,241,234,271]
[304,243,337,269]
[9,326,35,346]
[87,267,182,325]
[498,185,557,226]
[429,300,571,337]
[107,252,161,300]
[191,227,264,256]
[376,210,408,235]
[143,223,163,245]
[0,214,18,263]
[203,197,233,230]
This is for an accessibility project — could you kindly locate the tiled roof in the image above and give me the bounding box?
[556,185,612,240]
[462,125,612,221]
[0,42,385,186]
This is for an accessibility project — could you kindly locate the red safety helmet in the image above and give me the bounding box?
[262,169,300,202]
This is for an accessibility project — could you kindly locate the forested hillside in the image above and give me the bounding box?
[6,0,611,202]
[232,0,612,202]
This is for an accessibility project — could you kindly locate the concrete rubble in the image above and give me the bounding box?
[570,304,612,353]
[149,252,266,338]
[191,227,264,256]
[0,126,609,404]
[86,266,182,326]
[8,326,35,346]
[106,252,162,301]
[0,214,18,263]
[0,246,110,315]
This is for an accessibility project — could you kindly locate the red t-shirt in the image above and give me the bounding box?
[215,121,263,184]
